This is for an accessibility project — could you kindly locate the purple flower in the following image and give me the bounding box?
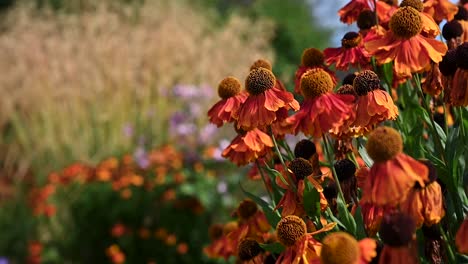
[169,112,196,137]
[134,147,150,169]
[198,124,217,144]
[122,123,134,138]
[0,257,8,264]
[173,84,199,99]
[211,139,230,161]
[217,181,228,194]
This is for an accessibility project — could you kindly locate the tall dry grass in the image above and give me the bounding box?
[0,1,274,179]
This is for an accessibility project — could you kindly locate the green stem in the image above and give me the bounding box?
[414,74,446,163]
[322,134,346,203]
[270,129,297,192]
[255,160,275,206]
[347,151,361,169]
[438,224,456,263]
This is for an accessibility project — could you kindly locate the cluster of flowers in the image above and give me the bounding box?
[27,145,208,264]
[205,0,468,263]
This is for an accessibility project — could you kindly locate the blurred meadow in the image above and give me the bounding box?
[0,0,331,263]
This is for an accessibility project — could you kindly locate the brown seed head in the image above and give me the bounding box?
[320,232,360,264]
[218,76,241,99]
[276,215,307,247]
[353,70,381,96]
[341,32,362,48]
[250,59,273,71]
[245,68,276,95]
[301,48,325,67]
[366,126,403,163]
[237,199,258,220]
[400,0,424,12]
[300,68,334,99]
[389,7,423,39]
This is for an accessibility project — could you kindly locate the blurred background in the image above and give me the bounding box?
[0,0,346,263]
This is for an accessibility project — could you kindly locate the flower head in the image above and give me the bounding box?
[238,238,264,261]
[250,59,272,71]
[208,77,247,127]
[276,215,307,247]
[324,32,371,70]
[235,68,299,130]
[365,6,447,79]
[361,126,429,206]
[320,232,377,264]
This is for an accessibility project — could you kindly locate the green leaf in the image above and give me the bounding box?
[260,242,285,254]
[336,195,356,235]
[239,182,281,227]
[352,205,367,240]
[303,181,321,218]
[357,138,373,167]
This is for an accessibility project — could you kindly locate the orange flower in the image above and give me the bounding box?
[294,48,337,94]
[455,218,468,254]
[234,68,299,130]
[422,62,444,96]
[399,160,445,227]
[275,158,327,217]
[423,0,459,23]
[338,0,394,25]
[450,43,468,106]
[360,203,396,237]
[365,7,447,80]
[250,58,287,91]
[286,68,355,138]
[208,77,247,127]
[275,216,337,264]
[400,0,441,38]
[204,222,238,259]
[275,215,321,264]
[361,127,429,206]
[351,71,398,135]
[320,232,377,264]
[222,128,274,166]
[324,32,371,70]
[378,213,419,264]
[228,200,271,256]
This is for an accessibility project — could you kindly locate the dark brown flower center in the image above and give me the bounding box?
[334,159,356,181]
[300,68,334,99]
[442,20,463,40]
[245,68,276,95]
[237,199,258,220]
[389,7,423,39]
[341,32,362,48]
[342,73,357,86]
[288,158,314,181]
[301,48,325,67]
[456,42,468,69]
[439,50,458,76]
[336,84,357,96]
[276,215,307,247]
[366,126,403,163]
[294,139,317,160]
[380,213,416,247]
[353,70,381,96]
[357,10,377,30]
[238,238,264,261]
[218,76,241,99]
[455,6,468,21]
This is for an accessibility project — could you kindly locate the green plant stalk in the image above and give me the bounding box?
[270,129,297,193]
[256,160,275,206]
[438,224,456,263]
[322,134,346,204]
[414,74,446,163]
